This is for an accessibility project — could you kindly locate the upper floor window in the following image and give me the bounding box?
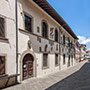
[0,56,5,75]
[42,21,48,38]
[63,35,65,45]
[68,38,70,47]
[0,17,5,38]
[63,54,65,65]
[24,15,32,32]
[55,29,58,42]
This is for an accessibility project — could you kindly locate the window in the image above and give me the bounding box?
[63,54,65,65]
[39,47,42,52]
[37,27,40,33]
[43,54,48,68]
[24,15,32,32]
[44,45,48,52]
[0,56,5,75]
[71,55,73,65]
[68,55,70,67]
[0,17,5,38]
[55,29,58,42]
[42,22,48,38]
[68,38,70,47]
[63,35,65,45]
[55,54,59,66]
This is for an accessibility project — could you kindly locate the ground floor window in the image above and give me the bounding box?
[63,54,65,65]
[0,17,5,38]
[71,55,73,65]
[43,54,48,68]
[55,54,59,66]
[0,56,5,75]
[68,55,70,67]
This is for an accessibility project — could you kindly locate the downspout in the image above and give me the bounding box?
[15,0,18,82]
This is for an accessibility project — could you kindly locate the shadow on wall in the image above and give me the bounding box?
[46,62,90,90]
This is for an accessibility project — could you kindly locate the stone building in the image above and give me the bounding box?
[17,0,78,81]
[0,0,17,88]
[75,41,81,63]
[80,44,86,61]
[0,0,79,88]
[85,50,90,59]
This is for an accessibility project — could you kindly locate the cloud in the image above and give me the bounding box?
[78,36,90,44]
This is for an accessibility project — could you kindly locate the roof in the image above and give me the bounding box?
[86,50,90,53]
[80,44,86,47]
[33,0,78,39]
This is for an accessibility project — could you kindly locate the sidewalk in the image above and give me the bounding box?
[2,61,87,90]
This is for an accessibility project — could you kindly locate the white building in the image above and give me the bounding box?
[17,0,78,81]
[80,44,86,61]
[86,50,90,59]
[0,0,79,88]
[0,0,17,88]
[75,41,80,63]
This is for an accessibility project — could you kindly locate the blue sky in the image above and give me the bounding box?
[47,0,90,50]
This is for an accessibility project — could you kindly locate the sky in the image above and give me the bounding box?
[47,0,90,50]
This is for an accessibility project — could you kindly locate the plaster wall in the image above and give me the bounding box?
[17,0,77,79]
[0,0,16,75]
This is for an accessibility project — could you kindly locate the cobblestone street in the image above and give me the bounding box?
[3,61,90,90]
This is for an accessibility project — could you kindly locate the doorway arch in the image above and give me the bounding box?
[23,54,34,80]
[20,50,36,81]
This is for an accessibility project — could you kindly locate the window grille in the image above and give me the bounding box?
[0,17,5,37]
[0,56,5,75]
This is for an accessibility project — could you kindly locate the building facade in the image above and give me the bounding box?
[0,0,17,88]
[85,50,90,59]
[17,0,78,81]
[80,44,86,61]
[0,0,79,88]
[75,41,81,63]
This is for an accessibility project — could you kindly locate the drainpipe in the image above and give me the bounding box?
[15,0,18,82]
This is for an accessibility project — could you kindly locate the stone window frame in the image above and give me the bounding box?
[63,54,66,65]
[42,53,49,69]
[55,28,58,42]
[55,54,59,66]
[63,34,65,45]
[41,20,48,39]
[24,12,33,33]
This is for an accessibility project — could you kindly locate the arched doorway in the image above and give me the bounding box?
[23,54,34,80]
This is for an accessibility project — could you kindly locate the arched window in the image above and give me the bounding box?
[42,21,48,38]
[68,37,70,47]
[55,29,58,42]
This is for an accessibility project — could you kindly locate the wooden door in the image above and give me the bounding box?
[23,54,33,80]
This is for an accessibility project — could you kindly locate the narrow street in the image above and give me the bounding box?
[3,61,90,90]
[46,61,90,90]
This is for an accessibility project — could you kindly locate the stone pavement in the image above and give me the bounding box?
[2,61,89,90]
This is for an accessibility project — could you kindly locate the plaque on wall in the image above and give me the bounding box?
[28,40,32,49]
[49,40,54,46]
[37,37,41,43]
